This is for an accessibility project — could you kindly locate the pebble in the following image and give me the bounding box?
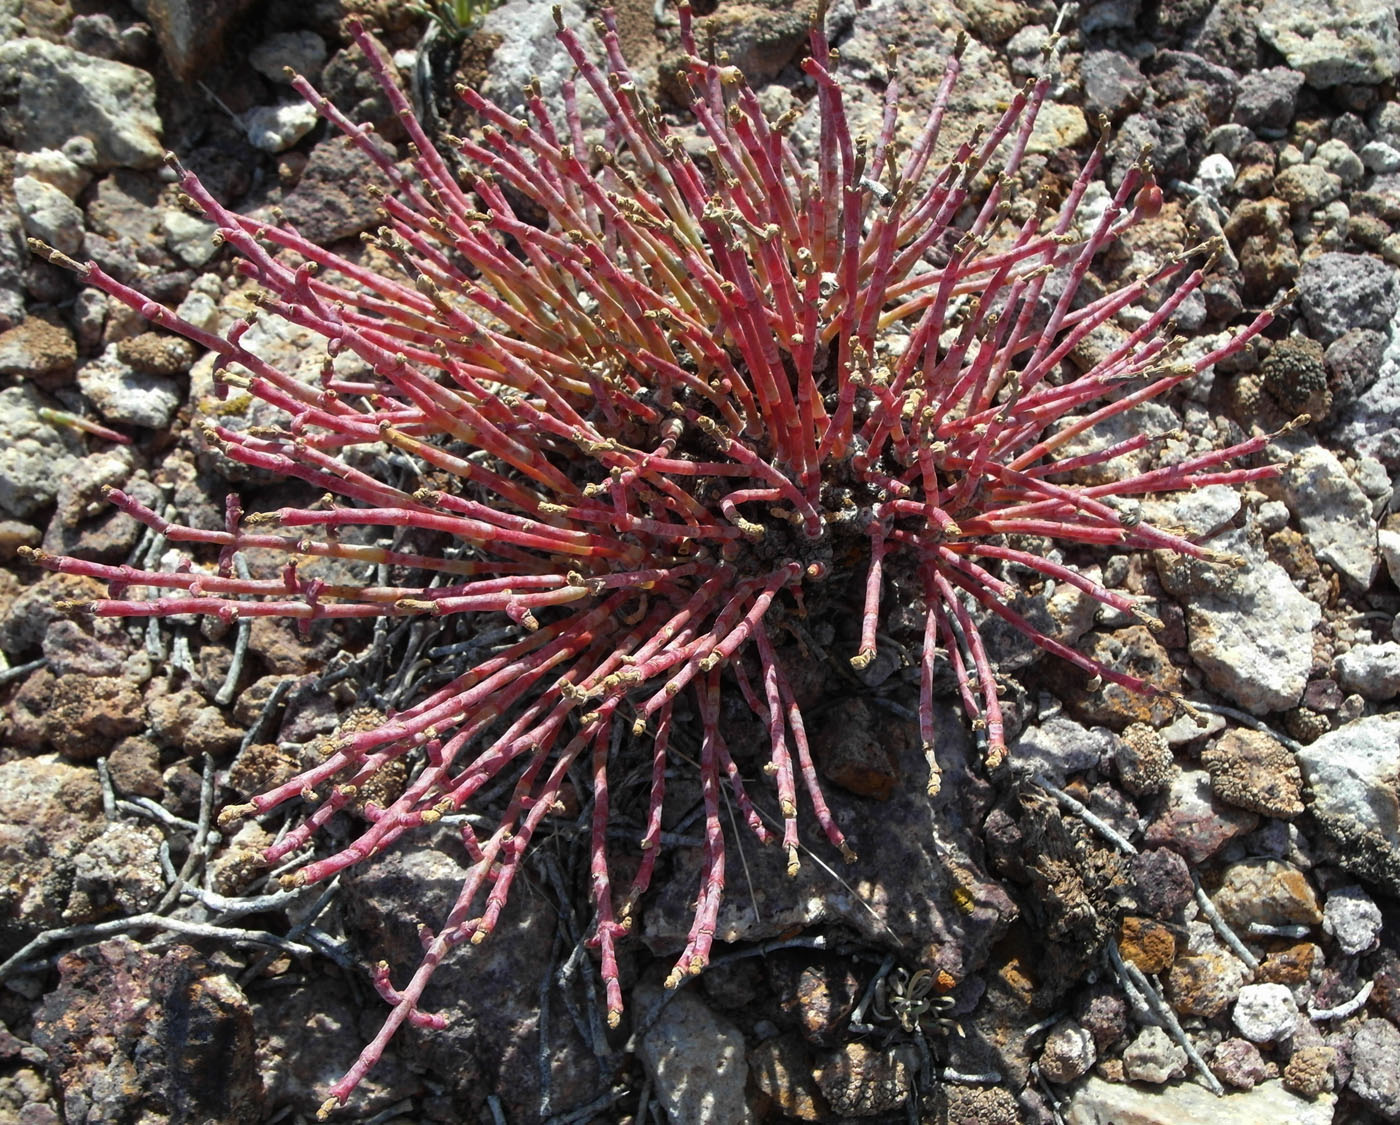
[1115,722,1176,797]
[248,29,328,83]
[1010,712,1114,785]
[0,38,163,169]
[1231,67,1306,131]
[1038,1019,1096,1084]
[0,384,82,518]
[1129,846,1194,918]
[1065,1076,1334,1124]
[637,986,753,1125]
[1233,983,1300,1043]
[13,175,85,255]
[1212,1037,1275,1089]
[1169,950,1250,1018]
[1281,446,1380,590]
[1322,884,1383,954]
[1296,714,1400,894]
[1298,251,1400,345]
[1349,1018,1400,1117]
[1212,858,1323,930]
[1121,1026,1187,1084]
[76,344,183,429]
[1335,640,1400,699]
[1275,163,1343,211]
[1145,769,1259,863]
[1202,727,1305,818]
[1362,139,1400,173]
[1314,138,1365,185]
[1154,527,1320,714]
[1257,0,1400,87]
[240,101,319,154]
[14,148,90,199]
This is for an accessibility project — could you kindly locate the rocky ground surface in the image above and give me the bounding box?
[0,0,1399,1122]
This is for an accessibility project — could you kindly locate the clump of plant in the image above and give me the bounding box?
[25,2,1282,1113]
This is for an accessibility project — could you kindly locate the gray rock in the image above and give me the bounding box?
[1155,528,1320,714]
[1211,1038,1274,1090]
[1362,140,1400,173]
[1322,884,1383,954]
[14,148,90,199]
[480,0,605,123]
[1064,1076,1333,1125]
[76,344,182,429]
[248,29,327,84]
[160,208,218,269]
[1336,641,1400,699]
[1281,446,1379,590]
[1010,712,1115,786]
[13,175,85,256]
[1350,1019,1400,1118]
[1298,252,1399,345]
[1381,528,1400,587]
[1296,714,1400,894]
[0,385,83,517]
[1233,983,1299,1043]
[1275,163,1343,211]
[1257,0,1400,86]
[637,985,753,1125]
[240,101,318,153]
[1080,49,1147,122]
[1315,138,1365,185]
[0,37,162,169]
[1232,67,1306,131]
[1122,1026,1187,1084]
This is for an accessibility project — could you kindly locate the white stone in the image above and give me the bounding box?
[1233,983,1299,1042]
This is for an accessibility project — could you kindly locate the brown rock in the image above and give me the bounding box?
[1257,942,1320,987]
[1048,625,1184,728]
[813,1040,910,1117]
[0,315,76,386]
[1202,727,1306,818]
[45,671,145,759]
[1167,952,1247,1018]
[749,1033,826,1121]
[1118,916,1176,974]
[1211,858,1323,929]
[115,331,196,375]
[1282,1045,1336,1098]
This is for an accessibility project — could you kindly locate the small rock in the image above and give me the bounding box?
[0,385,83,517]
[1322,884,1383,954]
[1315,138,1365,185]
[14,175,85,256]
[813,1041,910,1116]
[1118,916,1176,974]
[748,1034,824,1121]
[1201,727,1306,818]
[1039,1020,1096,1084]
[1349,1018,1400,1118]
[76,344,183,428]
[1065,1076,1333,1124]
[1362,140,1400,173]
[240,101,319,153]
[0,38,162,168]
[638,986,753,1125]
[1212,858,1323,930]
[1335,641,1400,699]
[248,29,328,83]
[1232,67,1307,131]
[161,208,219,269]
[1129,847,1194,918]
[1212,1037,1276,1090]
[1281,446,1379,590]
[0,316,77,384]
[1257,0,1400,87]
[1275,163,1343,211]
[1116,722,1176,796]
[1298,252,1400,345]
[1011,712,1114,785]
[1296,714,1400,894]
[1122,1025,1187,1084]
[1144,769,1259,864]
[1233,983,1300,1043]
[14,148,91,199]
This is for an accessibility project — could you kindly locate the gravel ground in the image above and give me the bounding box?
[0,0,1398,1122]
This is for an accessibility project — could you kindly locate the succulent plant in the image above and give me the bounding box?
[25,3,1283,1112]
